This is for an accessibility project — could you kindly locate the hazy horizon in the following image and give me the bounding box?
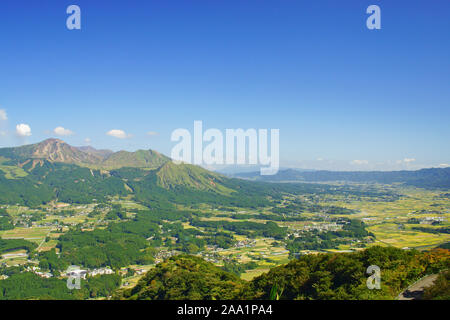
[1,137,448,173]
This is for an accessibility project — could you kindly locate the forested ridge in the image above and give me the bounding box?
[237,167,450,189]
[117,246,450,300]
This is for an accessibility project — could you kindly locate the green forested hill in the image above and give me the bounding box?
[118,247,450,300]
[118,255,249,300]
[249,246,450,300]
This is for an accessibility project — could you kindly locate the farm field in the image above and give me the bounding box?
[0,182,448,294]
[0,227,50,244]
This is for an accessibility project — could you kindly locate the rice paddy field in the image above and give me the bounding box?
[1,185,448,280]
[0,227,50,244]
[310,186,449,250]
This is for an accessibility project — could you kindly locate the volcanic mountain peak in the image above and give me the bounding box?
[24,138,104,164]
[100,149,170,169]
[155,161,234,194]
[0,139,170,170]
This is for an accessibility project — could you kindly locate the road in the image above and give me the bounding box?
[397,274,438,300]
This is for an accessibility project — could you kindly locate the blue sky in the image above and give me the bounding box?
[0,0,449,171]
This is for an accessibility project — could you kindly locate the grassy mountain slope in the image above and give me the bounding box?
[156,161,234,194]
[128,166,271,209]
[101,149,169,170]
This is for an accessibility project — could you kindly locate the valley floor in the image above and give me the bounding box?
[0,183,449,299]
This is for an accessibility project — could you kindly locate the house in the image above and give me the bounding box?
[65,266,88,279]
[89,267,114,277]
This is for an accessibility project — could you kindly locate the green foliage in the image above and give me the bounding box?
[131,172,270,209]
[30,162,130,204]
[101,150,169,170]
[438,242,450,249]
[105,205,127,220]
[0,171,53,206]
[286,219,373,253]
[205,232,236,249]
[411,226,450,234]
[0,209,14,231]
[57,228,151,269]
[38,249,68,273]
[83,274,122,299]
[0,272,75,300]
[119,255,248,300]
[191,219,287,240]
[249,247,450,300]
[119,247,450,301]
[0,272,122,300]
[423,270,450,300]
[269,283,284,300]
[0,239,37,254]
[222,261,258,276]
[56,211,161,269]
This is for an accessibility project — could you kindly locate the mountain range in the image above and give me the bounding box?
[0,139,271,208]
[234,167,450,189]
[0,138,169,170]
[0,139,448,208]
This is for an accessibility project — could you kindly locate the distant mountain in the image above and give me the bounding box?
[234,167,450,189]
[77,146,114,159]
[0,139,170,170]
[216,166,315,175]
[0,139,276,207]
[0,139,104,165]
[101,149,170,170]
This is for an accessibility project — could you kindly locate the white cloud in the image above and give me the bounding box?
[16,124,32,137]
[438,164,450,168]
[397,158,416,164]
[350,160,369,165]
[106,129,131,139]
[54,126,74,136]
[84,138,91,145]
[0,109,7,121]
[147,131,159,136]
